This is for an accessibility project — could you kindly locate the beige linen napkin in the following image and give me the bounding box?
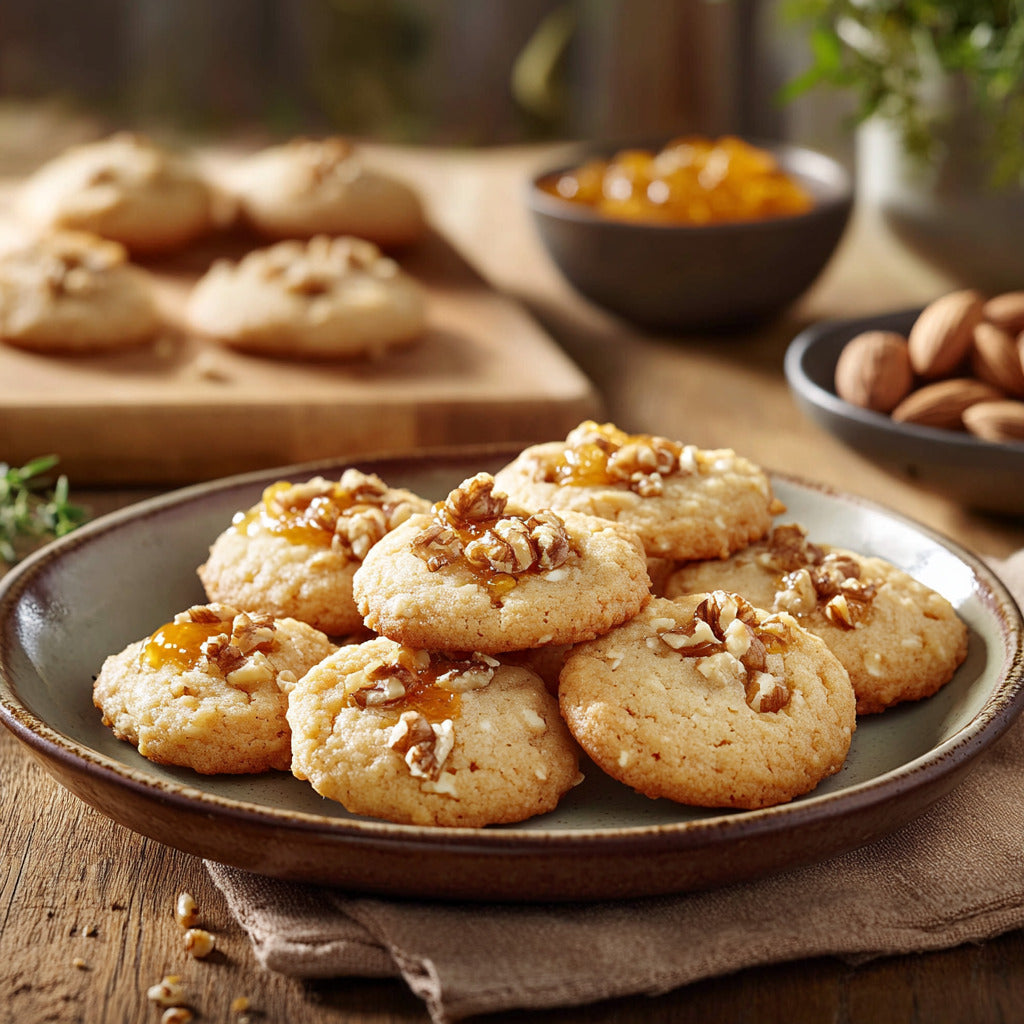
[206,553,1024,1023]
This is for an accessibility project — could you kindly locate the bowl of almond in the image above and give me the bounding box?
[785,289,1024,514]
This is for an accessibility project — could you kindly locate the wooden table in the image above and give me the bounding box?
[4,143,1024,1023]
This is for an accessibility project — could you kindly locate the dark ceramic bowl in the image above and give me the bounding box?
[528,139,853,332]
[785,309,1024,515]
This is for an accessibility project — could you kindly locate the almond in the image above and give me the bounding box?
[908,289,984,378]
[890,378,1003,430]
[971,321,1024,396]
[963,399,1024,442]
[982,291,1024,335]
[834,330,913,412]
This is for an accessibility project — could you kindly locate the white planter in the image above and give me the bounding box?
[857,98,1024,292]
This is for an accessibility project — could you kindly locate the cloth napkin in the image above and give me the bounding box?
[206,552,1024,1023]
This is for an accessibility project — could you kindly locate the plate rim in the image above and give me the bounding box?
[2,445,1023,880]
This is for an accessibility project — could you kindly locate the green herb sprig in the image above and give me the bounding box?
[781,0,1024,188]
[0,455,87,565]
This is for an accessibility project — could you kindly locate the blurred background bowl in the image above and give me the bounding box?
[785,308,1024,516]
[528,139,853,333]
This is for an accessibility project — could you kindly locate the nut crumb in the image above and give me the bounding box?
[147,975,187,1008]
[184,927,216,959]
[161,1009,194,1024]
[231,996,251,1013]
[72,957,89,970]
[175,892,199,928]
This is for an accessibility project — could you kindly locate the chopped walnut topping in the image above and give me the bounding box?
[434,652,500,692]
[191,609,278,680]
[388,711,455,781]
[657,591,792,713]
[445,472,509,525]
[411,521,464,570]
[182,604,227,625]
[254,235,391,294]
[605,437,682,496]
[772,542,877,631]
[756,523,825,572]
[258,471,426,561]
[350,660,416,708]
[412,475,572,581]
[540,421,695,495]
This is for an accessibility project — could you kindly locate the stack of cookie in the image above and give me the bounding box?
[93,421,969,826]
[2,133,430,359]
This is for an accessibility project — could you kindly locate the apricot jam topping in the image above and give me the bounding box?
[234,479,355,548]
[539,135,813,225]
[539,421,689,497]
[144,618,228,671]
[348,649,500,722]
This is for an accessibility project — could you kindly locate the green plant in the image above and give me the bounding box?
[0,455,87,564]
[782,0,1024,186]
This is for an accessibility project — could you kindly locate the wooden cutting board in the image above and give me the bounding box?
[0,196,601,485]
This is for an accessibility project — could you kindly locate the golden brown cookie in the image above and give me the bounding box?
[93,603,335,774]
[352,473,650,653]
[229,136,427,247]
[198,469,431,636]
[493,421,782,560]
[287,637,583,826]
[664,523,969,715]
[185,235,427,359]
[17,132,224,253]
[559,594,856,809]
[0,231,163,354]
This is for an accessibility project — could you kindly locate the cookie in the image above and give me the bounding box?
[229,136,427,247]
[559,594,856,809]
[0,231,163,354]
[493,421,782,560]
[185,234,427,359]
[287,637,582,826]
[198,469,431,636]
[664,523,969,714]
[17,132,224,254]
[93,603,335,775]
[353,473,650,653]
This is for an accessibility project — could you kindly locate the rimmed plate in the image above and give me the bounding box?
[785,308,1024,515]
[1,446,1022,901]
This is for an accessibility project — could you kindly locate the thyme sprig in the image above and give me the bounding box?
[0,455,87,565]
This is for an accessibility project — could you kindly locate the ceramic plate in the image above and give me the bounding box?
[785,309,1024,515]
[1,447,1022,901]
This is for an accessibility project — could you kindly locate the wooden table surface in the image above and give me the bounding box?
[4,142,1024,1024]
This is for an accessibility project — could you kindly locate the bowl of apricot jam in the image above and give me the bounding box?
[528,135,853,332]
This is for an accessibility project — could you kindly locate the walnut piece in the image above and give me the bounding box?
[263,471,424,562]
[188,607,279,681]
[388,710,455,781]
[658,591,791,713]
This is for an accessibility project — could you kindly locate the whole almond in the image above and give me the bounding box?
[908,289,984,378]
[891,377,1003,430]
[982,291,1024,335]
[971,321,1024,396]
[963,399,1024,442]
[834,330,913,412]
